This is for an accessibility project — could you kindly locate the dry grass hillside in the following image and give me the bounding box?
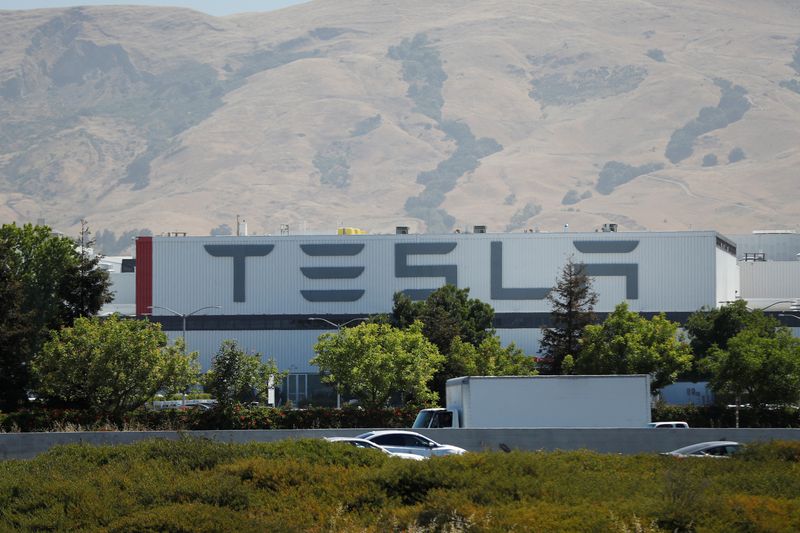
[1,0,799,252]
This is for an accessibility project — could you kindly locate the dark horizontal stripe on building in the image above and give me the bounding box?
[141,311,792,332]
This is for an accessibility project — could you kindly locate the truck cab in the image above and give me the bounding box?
[412,408,459,429]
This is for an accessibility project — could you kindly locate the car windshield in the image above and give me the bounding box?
[412,411,434,429]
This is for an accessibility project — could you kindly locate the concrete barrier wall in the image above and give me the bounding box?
[2,428,800,461]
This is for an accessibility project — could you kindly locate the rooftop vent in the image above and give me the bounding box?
[473,225,487,234]
[396,226,409,235]
[601,223,618,232]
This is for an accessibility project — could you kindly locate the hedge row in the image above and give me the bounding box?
[3,404,799,432]
[0,405,419,433]
[1,438,800,531]
[652,404,800,428]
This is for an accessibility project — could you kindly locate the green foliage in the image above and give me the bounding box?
[702,327,800,409]
[539,258,598,375]
[507,201,543,229]
[702,153,718,167]
[575,302,693,391]
[651,403,800,428]
[392,285,512,399]
[32,315,198,418]
[0,238,34,410]
[313,141,351,188]
[646,48,666,62]
[393,284,495,355]
[447,336,538,377]
[3,439,800,531]
[529,65,648,106]
[561,189,582,205]
[685,299,780,379]
[790,38,800,75]
[311,321,444,408]
[737,440,800,462]
[387,33,447,121]
[728,146,746,163]
[94,227,152,255]
[203,340,285,409]
[596,160,664,195]
[350,114,382,137]
[780,78,800,95]
[0,223,112,410]
[389,34,502,232]
[665,78,751,164]
[0,404,420,432]
[405,119,502,233]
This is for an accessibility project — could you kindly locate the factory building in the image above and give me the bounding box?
[129,228,751,404]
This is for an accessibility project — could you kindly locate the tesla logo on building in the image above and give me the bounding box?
[203,240,640,303]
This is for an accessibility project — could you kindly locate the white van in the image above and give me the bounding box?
[648,421,689,428]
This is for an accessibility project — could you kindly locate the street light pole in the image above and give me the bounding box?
[147,305,221,407]
[308,316,369,408]
[718,299,799,312]
[147,305,222,345]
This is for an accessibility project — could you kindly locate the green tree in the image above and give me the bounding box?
[0,222,113,408]
[33,315,198,418]
[539,257,598,374]
[574,302,693,392]
[202,340,286,409]
[393,285,495,353]
[311,321,444,409]
[0,239,34,409]
[702,328,800,410]
[685,299,780,379]
[392,285,496,398]
[447,336,538,377]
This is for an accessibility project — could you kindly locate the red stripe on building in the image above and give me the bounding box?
[135,236,153,316]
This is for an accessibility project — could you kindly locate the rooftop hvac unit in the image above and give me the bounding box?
[338,227,367,235]
[601,223,618,232]
[396,226,409,235]
[473,225,487,234]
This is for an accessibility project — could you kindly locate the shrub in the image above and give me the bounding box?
[646,49,666,62]
[4,439,800,531]
[596,161,664,194]
[665,79,750,164]
[728,147,746,163]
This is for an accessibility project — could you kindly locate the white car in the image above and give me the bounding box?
[354,430,467,458]
[662,441,742,458]
[324,437,425,460]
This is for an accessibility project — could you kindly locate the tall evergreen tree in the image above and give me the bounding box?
[539,257,598,374]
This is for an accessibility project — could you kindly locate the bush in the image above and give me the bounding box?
[665,79,750,164]
[0,404,419,432]
[596,161,664,194]
[4,439,800,530]
[652,403,800,428]
[728,146,746,163]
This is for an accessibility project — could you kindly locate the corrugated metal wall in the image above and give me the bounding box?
[144,231,741,372]
[150,231,724,316]
[740,261,800,299]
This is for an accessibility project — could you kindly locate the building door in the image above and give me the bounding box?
[285,373,308,405]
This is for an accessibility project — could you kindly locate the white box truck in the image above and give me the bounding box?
[413,375,652,428]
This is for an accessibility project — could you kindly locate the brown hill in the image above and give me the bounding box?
[1,0,799,251]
